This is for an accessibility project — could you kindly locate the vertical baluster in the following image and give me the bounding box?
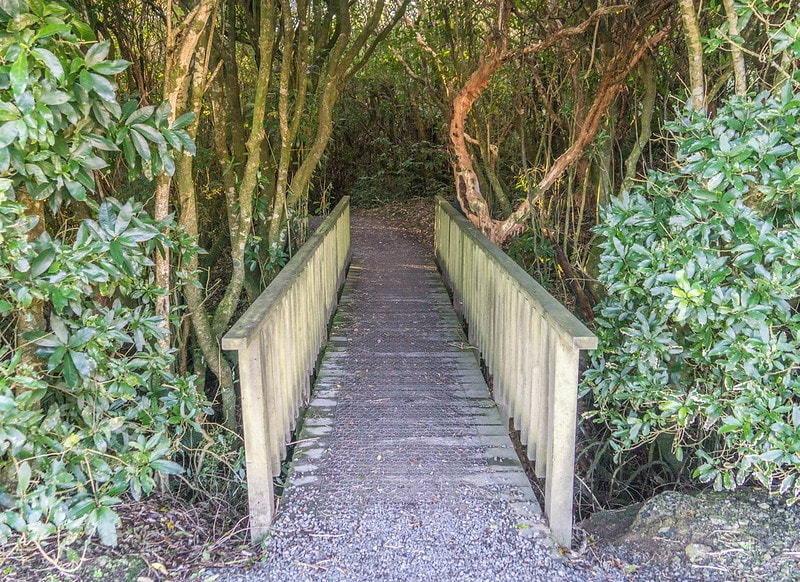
[518,295,534,445]
[493,272,506,417]
[534,323,550,475]
[278,296,291,458]
[509,286,522,423]
[263,321,283,475]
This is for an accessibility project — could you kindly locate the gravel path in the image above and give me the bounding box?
[212,213,631,581]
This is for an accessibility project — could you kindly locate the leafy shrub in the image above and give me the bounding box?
[0,0,207,547]
[584,85,800,502]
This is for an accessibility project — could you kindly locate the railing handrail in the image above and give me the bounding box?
[222,197,351,351]
[222,196,350,541]
[434,196,597,549]
[435,199,597,350]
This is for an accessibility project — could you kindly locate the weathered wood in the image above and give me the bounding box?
[434,196,597,548]
[222,197,351,542]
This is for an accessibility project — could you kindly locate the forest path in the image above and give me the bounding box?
[229,212,598,581]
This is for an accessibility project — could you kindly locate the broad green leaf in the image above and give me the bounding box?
[62,352,79,387]
[0,0,22,18]
[71,19,95,41]
[150,459,184,475]
[121,136,135,167]
[94,506,119,547]
[69,351,93,377]
[128,129,151,161]
[171,111,195,130]
[0,101,20,121]
[16,461,31,496]
[80,155,108,171]
[86,134,118,152]
[9,52,28,97]
[38,90,70,105]
[31,47,63,80]
[109,239,132,276]
[125,105,154,125]
[114,202,133,235]
[89,73,116,101]
[131,123,166,145]
[84,41,110,69]
[50,315,68,343]
[90,60,129,76]
[29,246,55,277]
[0,121,18,148]
[36,22,70,39]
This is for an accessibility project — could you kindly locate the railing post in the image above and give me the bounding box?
[237,340,275,540]
[545,337,581,548]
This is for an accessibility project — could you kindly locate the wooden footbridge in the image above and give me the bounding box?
[222,197,597,578]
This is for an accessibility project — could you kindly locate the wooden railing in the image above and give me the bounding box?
[434,197,597,548]
[222,197,351,541]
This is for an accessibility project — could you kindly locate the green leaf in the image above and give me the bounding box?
[38,91,70,105]
[31,47,63,80]
[0,121,18,148]
[760,449,783,463]
[90,60,129,76]
[62,352,78,387]
[171,111,195,130]
[29,246,55,277]
[36,22,70,39]
[80,155,108,171]
[86,134,118,152]
[94,506,119,547]
[150,459,184,475]
[128,129,151,161]
[161,152,175,176]
[69,351,93,377]
[115,203,133,235]
[68,497,95,520]
[9,51,28,97]
[125,105,154,125]
[84,41,110,69]
[131,123,166,145]
[0,102,20,121]
[121,136,135,168]
[16,461,31,496]
[109,239,133,276]
[0,0,22,18]
[88,73,116,101]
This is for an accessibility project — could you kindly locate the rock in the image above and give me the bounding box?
[685,542,713,562]
[579,486,800,581]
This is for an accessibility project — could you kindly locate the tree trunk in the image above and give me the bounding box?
[14,190,46,383]
[153,0,217,355]
[622,55,657,192]
[721,0,746,96]
[678,0,705,111]
[447,3,645,244]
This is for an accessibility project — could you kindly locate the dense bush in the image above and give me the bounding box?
[584,84,800,502]
[0,0,207,548]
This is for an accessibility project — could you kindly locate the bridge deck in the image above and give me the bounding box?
[245,214,572,580]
